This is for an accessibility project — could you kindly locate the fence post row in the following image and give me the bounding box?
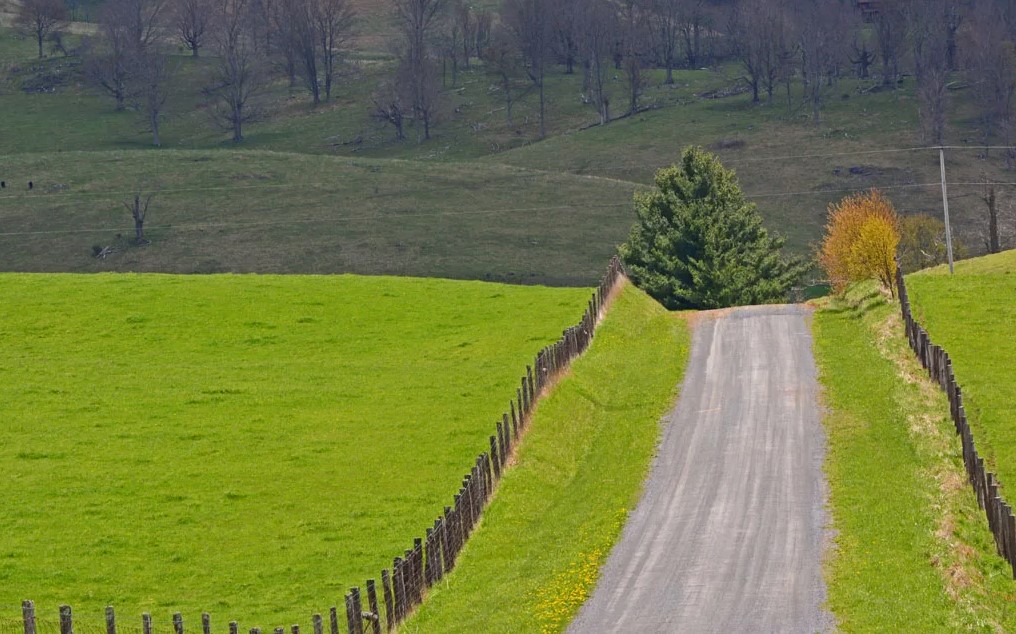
[895,258,1016,579]
[14,258,628,634]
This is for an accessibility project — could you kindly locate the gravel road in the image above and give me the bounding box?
[569,305,832,633]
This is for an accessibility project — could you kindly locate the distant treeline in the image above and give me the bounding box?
[9,0,1015,153]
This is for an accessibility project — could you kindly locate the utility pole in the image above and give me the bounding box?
[939,147,955,274]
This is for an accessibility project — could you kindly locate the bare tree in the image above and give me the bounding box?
[372,77,407,140]
[281,0,322,103]
[394,0,446,140]
[474,9,493,59]
[86,0,167,111]
[618,0,647,115]
[503,0,551,138]
[649,0,679,84]
[14,0,67,59]
[983,180,1001,253]
[965,0,1016,163]
[315,0,355,100]
[910,0,949,144]
[549,0,580,75]
[797,0,849,123]
[124,192,154,243]
[170,0,211,56]
[727,0,787,104]
[135,50,172,146]
[486,25,527,126]
[208,0,267,142]
[440,9,464,86]
[872,1,906,86]
[578,0,614,124]
[453,0,474,67]
[679,0,708,68]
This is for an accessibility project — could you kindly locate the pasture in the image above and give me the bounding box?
[0,272,590,628]
[908,251,1016,498]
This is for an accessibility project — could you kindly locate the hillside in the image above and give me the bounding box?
[0,272,590,626]
[3,18,1015,282]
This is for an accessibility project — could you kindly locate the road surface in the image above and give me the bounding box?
[569,305,832,633]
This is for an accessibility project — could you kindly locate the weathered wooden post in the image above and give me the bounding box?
[22,600,36,634]
[59,605,73,634]
[105,607,116,634]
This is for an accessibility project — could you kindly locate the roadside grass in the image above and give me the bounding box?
[0,272,591,627]
[0,150,636,286]
[814,281,1016,631]
[401,282,690,633]
[907,250,1016,504]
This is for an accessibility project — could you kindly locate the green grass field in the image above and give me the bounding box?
[908,250,1016,500]
[815,279,1016,631]
[402,282,690,633]
[0,272,591,628]
[0,150,636,286]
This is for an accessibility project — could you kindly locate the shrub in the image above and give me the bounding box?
[818,189,901,295]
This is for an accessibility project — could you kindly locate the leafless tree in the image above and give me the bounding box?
[727,0,788,104]
[453,0,474,67]
[797,0,849,123]
[394,0,446,140]
[679,0,708,68]
[503,0,551,138]
[965,0,1016,163]
[372,77,407,140]
[578,0,614,124]
[486,26,527,126]
[474,9,493,59]
[440,9,464,86]
[618,0,647,115]
[124,192,154,242]
[207,0,267,142]
[14,0,67,59]
[280,0,322,102]
[910,0,949,144]
[86,0,167,111]
[649,0,679,84]
[872,1,906,86]
[170,0,211,56]
[315,0,355,100]
[549,0,580,75]
[983,180,1001,253]
[135,49,173,145]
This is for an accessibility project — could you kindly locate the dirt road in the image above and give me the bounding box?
[569,305,832,633]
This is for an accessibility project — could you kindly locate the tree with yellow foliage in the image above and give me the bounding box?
[819,189,902,295]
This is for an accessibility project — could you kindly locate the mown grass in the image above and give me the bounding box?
[401,282,690,633]
[0,150,636,286]
[0,272,592,627]
[815,281,1016,631]
[908,250,1016,500]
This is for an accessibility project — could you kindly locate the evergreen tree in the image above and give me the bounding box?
[620,146,807,310]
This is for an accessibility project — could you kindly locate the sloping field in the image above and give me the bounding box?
[908,250,1016,494]
[0,273,590,627]
[0,151,636,286]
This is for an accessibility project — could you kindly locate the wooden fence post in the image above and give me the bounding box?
[228,621,237,634]
[144,614,153,634]
[329,607,339,634]
[366,580,382,634]
[380,570,394,632]
[59,605,73,634]
[22,600,35,634]
[174,613,184,634]
[202,614,211,634]
[312,613,323,634]
[105,607,116,634]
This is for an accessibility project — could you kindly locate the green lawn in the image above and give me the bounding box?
[815,280,1016,631]
[908,250,1016,500]
[402,282,690,633]
[0,273,591,628]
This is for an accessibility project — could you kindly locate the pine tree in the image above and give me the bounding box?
[619,146,807,310]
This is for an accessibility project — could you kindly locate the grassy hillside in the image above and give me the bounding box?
[0,150,636,285]
[815,281,1016,631]
[3,22,1014,273]
[402,282,690,633]
[0,272,590,627]
[907,250,1016,496]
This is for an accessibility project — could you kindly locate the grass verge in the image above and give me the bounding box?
[0,273,590,627]
[814,281,1016,632]
[400,281,690,633]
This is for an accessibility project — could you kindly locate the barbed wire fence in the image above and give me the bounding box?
[9,257,627,634]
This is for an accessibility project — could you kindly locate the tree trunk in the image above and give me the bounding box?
[37,31,44,59]
[151,112,161,147]
[988,185,1000,253]
[538,81,546,138]
[232,106,243,142]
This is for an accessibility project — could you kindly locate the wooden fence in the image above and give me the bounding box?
[895,263,1016,578]
[13,257,627,634]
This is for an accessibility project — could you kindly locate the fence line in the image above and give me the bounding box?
[14,257,627,634]
[895,262,1016,579]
